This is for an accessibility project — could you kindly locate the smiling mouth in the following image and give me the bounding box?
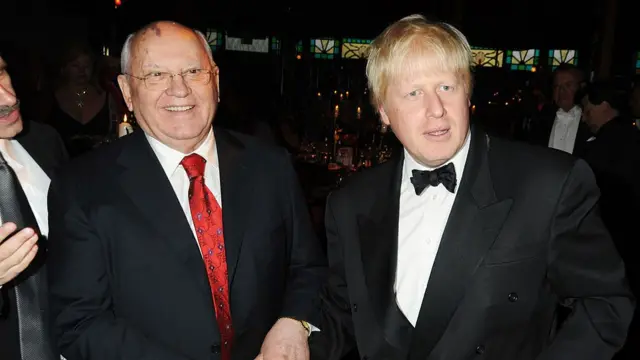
[425,128,449,136]
[165,105,194,112]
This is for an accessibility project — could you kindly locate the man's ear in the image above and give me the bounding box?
[379,105,391,126]
[117,74,134,112]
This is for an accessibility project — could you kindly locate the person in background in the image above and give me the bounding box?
[524,64,592,155]
[629,81,640,130]
[580,82,640,360]
[309,15,633,360]
[0,51,67,360]
[47,21,325,360]
[43,42,115,157]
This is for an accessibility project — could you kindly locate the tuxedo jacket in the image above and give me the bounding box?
[0,120,68,360]
[46,128,326,360]
[309,127,633,360]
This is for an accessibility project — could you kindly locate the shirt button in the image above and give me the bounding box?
[475,345,485,354]
[508,292,519,302]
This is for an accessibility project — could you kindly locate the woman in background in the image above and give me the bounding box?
[43,42,116,157]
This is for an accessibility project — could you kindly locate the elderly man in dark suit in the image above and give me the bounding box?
[47,21,325,360]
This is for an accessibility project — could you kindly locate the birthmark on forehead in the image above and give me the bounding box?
[149,24,162,37]
[141,24,163,38]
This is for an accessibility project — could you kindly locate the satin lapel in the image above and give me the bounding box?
[356,152,409,349]
[214,129,252,287]
[116,131,210,296]
[408,129,513,360]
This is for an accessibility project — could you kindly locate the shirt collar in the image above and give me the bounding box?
[145,129,218,178]
[556,105,581,118]
[402,130,471,194]
[0,139,24,172]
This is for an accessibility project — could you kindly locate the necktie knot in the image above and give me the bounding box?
[410,162,457,195]
[181,153,206,180]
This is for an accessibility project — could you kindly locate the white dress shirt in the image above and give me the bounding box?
[548,106,582,154]
[145,130,221,243]
[0,139,51,237]
[394,132,471,326]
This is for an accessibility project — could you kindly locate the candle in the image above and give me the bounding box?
[118,114,134,138]
[357,106,361,119]
[334,105,339,117]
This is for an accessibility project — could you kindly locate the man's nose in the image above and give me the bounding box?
[0,82,17,106]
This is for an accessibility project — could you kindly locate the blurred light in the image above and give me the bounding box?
[115,0,121,7]
[334,90,337,94]
[296,54,301,60]
[531,66,537,73]
[317,92,321,97]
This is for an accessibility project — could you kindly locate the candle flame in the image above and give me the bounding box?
[123,114,128,123]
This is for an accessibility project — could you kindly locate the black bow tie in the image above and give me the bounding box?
[410,162,457,195]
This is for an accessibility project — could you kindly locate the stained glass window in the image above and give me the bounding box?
[548,49,578,69]
[471,47,504,67]
[205,30,224,51]
[505,49,540,71]
[636,52,640,74]
[271,37,280,54]
[311,39,340,59]
[341,38,371,59]
[225,36,269,53]
[296,40,303,54]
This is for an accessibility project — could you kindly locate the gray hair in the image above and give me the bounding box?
[120,22,214,74]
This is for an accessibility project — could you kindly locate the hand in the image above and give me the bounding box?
[0,223,38,286]
[255,318,309,360]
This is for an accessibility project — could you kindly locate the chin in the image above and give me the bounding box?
[0,120,24,139]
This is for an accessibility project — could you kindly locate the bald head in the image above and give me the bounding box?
[120,21,214,74]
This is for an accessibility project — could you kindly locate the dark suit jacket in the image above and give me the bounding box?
[309,127,634,360]
[0,120,67,360]
[47,128,326,360]
[582,117,640,291]
[519,105,592,156]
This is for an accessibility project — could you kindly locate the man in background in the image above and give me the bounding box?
[525,64,591,155]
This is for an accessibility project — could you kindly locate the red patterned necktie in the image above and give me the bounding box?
[181,153,234,358]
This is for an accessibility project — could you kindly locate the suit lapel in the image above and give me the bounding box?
[408,129,513,360]
[214,129,252,287]
[116,131,211,296]
[357,153,412,350]
[573,121,592,157]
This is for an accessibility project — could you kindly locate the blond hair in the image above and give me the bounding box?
[366,14,473,109]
